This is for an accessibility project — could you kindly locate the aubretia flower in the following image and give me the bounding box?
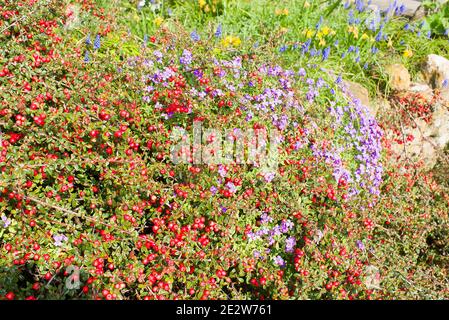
[260,213,273,224]
[93,34,101,50]
[53,234,68,246]
[442,79,448,88]
[274,255,285,267]
[217,164,227,177]
[1,215,11,228]
[190,30,200,41]
[263,172,276,183]
[179,49,193,65]
[285,236,296,253]
[226,181,237,193]
[210,186,218,195]
[280,219,293,233]
[153,50,162,62]
[356,240,365,250]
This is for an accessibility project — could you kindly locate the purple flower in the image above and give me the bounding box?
[85,34,91,45]
[218,164,227,177]
[285,236,296,253]
[336,74,343,85]
[190,30,200,41]
[137,0,145,10]
[356,240,365,250]
[355,0,365,12]
[260,213,273,224]
[215,24,222,38]
[93,34,101,50]
[263,172,276,183]
[273,255,285,267]
[226,181,237,193]
[280,219,293,233]
[53,234,68,246]
[210,186,218,195]
[179,49,193,65]
[375,30,382,42]
[1,215,11,228]
[83,50,90,63]
[322,47,331,61]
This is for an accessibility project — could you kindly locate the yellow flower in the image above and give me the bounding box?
[321,26,331,36]
[319,38,326,46]
[232,37,241,46]
[154,16,164,27]
[348,25,359,39]
[221,35,241,48]
[198,0,206,8]
[387,37,393,48]
[361,33,369,40]
[275,8,289,16]
[304,1,310,8]
[304,29,314,38]
[403,49,413,58]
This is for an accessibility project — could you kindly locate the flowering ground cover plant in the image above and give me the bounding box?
[0,0,449,300]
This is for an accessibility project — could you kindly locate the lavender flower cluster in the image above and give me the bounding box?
[135,44,383,200]
[247,212,296,267]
